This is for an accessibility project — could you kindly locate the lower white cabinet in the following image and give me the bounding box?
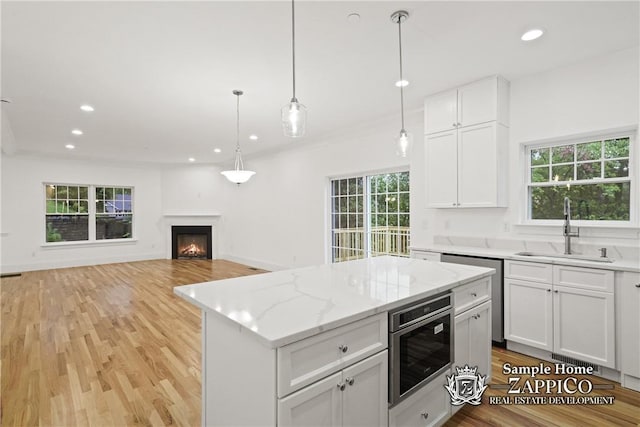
[278,351,388,427]
[553,285,615,368]
[388,370,450,427]
[619,271,640,391]
[453,300,492,414]
[504,261,616,369]
[504,278,553,351]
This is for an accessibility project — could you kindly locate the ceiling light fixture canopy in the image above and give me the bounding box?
[221,90,256,184]
[281,0,307,138]
[391,10,413,158]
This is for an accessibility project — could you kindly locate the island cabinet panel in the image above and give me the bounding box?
[202,312,277,427]
[388,370,451,427]
[277,313,387,397]
[278,351,388,427]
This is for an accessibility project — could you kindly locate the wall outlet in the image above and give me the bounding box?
[503,222,510,232]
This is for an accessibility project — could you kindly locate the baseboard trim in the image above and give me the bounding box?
[1,252,166,274]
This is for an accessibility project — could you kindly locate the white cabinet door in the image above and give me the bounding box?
[278,371,342,427]
[504,278,553,351]
[425,131,458,208]
[424,89,457,134]
[619,272,640,390]
[452,300,491,415]
[553,285,615,368]
[457,78,497,128]
[342,351,388,427]
[469,301,492,382]
[457,123,498,207]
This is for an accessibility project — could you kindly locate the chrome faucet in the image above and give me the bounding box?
[563,197,579,255]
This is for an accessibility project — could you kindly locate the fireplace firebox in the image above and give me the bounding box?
[171,226,212,260]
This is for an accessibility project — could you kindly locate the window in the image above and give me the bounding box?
[45,183,133,243]
[527,135,632,222]
[45,185,89,242]
[330,171,410,262]
[95,187,133,239]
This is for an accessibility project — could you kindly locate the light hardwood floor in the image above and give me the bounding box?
[2,260,639,426]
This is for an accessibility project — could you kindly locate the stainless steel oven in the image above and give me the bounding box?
[388,292,453,406]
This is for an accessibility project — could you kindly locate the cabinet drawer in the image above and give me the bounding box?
[277,313,387,397]
[389,370,451,427]
[411,250,442,262]
[454,277,491,314]
[553,265,614,292]
[505,260,552,283]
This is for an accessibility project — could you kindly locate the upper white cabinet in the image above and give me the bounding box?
[424,76,509,134]
[424,76,510,208]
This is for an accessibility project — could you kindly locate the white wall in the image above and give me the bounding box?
[218,113,422,270]
[0,154,165,272]
[221,47,639,269]
[413,47,640,247]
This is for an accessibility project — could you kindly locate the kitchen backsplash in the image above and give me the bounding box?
[432,235,639,262]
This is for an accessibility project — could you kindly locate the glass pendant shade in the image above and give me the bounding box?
[281,99,307,137]
[396,130,413,158]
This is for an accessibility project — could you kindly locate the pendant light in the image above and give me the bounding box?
[281,0,307,137]
[391,10,412,158]
[221,90,256,184]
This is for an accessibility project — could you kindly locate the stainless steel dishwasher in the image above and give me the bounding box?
[440,254,504,345]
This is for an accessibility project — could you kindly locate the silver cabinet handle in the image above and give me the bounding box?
[457,122,461,127]
[547,289,551,292]
[636,283,640,288]
[337,383,345,391]
[452,123,457,128]
[338,344,348,353]
[452,202,457,206]
[346,377,355,386]
[470,292,477,297]
[421,412,429,419]
[554,290,559,293]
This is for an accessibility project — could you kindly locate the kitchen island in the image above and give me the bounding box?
[174,255,494,426]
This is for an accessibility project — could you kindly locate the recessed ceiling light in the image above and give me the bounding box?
[188,157,196,162]
[65,144,75,150]
[71,129,83,135]
[249,134,258,141]
[521,28,544,41]
[395,80,409,87]
[80,105,94,112]
[213,148,222,153]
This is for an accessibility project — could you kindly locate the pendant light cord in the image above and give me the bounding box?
[291,0,297,101]
[397,16,405,131]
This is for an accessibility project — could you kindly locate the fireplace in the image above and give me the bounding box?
[171,226,213,260]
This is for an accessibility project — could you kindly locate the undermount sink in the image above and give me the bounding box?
[514,251,613,263]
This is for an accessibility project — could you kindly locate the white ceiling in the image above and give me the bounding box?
[2,1,638,165]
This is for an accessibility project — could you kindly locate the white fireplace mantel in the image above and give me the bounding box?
[164,213,221,259]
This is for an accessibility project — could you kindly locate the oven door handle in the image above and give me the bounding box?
[389,307,452,338]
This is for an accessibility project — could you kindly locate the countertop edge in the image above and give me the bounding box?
[173,269,494,349]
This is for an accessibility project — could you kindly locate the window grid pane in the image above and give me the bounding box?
[330,172,409,263]
[528,136,631,221]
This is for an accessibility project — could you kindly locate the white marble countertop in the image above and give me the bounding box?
[173,256,493,348]
[411,244,640,273]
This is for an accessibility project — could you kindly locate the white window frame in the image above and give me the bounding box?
[326,168,410,263]
[522,129,637,228]
[43,182,135,246]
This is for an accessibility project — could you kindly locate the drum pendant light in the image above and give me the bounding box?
[221,90,256,184]
[281,0,307,137]
[391,10,412,158]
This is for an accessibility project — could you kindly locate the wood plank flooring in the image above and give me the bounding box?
[2,259,639,426]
